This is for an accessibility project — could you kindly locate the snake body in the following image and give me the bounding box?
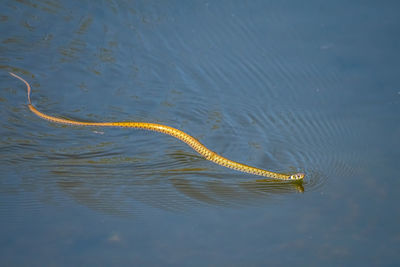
[10,72,305,181]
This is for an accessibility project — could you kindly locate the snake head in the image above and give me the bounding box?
[288,172,305,180]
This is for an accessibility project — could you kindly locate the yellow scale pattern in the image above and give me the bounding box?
[10,72,305,181]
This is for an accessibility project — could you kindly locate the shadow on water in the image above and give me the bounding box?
[43,150,319,216]
[0,126,325,216]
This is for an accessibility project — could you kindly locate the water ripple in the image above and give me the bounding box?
[1,0,365,215]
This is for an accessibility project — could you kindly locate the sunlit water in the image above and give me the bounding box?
[1,0,399,265]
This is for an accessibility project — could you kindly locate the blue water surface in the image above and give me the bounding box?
[0,0,399,266]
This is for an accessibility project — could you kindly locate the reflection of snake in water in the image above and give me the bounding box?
[10,72,305,181]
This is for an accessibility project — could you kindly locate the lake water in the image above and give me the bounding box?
[1,0,399,266]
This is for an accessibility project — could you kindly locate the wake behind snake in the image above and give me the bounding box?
[9,72,305,181]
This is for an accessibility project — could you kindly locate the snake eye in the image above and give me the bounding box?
[289,173,304,180]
